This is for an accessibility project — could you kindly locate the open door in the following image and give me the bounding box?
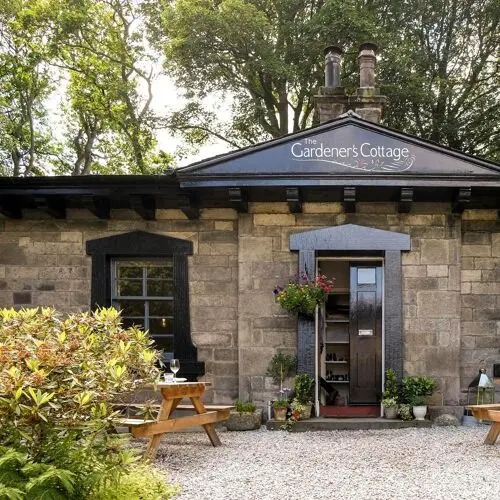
[349,265,383,404]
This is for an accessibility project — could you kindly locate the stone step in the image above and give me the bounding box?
[266,417,432,431]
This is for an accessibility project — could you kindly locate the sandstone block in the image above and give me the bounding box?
[461,283,471,294]
[198,242,237,256]
[302,202,342,214]
[462,245,491,257]
[239,347,276,375]
[427,265,448,277]
[249,202,289,214]
[473,257,498,269]
[417,291,459,318]
[238,292,273,318]
[492,233,500,257]
[199,231,237,244]
[214,221,234,231]
[254,214,296,226]
[238,237,273,262]
[356,202,397,214]
[403,265,427,277]
[420,239,454,264]
[461,270,481,282]
[471,282,500,294]
[462,232,490,245]
[432,414,460,427]
[200,208,238,220]
[462,209,498,220]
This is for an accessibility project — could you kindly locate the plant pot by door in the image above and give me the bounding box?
[384,406,398,419]
[274,407,287,421]
[412,405,427,421]
[301,404,312,420]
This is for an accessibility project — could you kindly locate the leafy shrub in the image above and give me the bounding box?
[0,307,177,499]
[93,464,179,500]
[294,374,314,404]
[398,403,413,421]
[402,375,436,406]
[383,368,399,401]
[234,400,256,414]
[266,352,297,393]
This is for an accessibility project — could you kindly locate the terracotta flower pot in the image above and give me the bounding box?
[274,407,287,421]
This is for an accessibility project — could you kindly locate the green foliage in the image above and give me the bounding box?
[398,403,413,421]
[402,375,437,406]
[383,368,399,401]
[294,374,314,405]
[381,397,398,409]
[274,275,334,317]
[0,307,175,500]
[266,352,297,391]
[0,447,75,500]
[92,464,179,500]
[272,398,288,409]
[234,400,256,414]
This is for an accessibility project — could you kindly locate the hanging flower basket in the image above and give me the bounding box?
[273,274,334,317]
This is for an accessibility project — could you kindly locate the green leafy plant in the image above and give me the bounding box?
[234,400,256,414]
[381,397,398,408]
[402,375,437,406]
[272,398,288,409]
[266,352,297,394]
[0,307,177,499]
[398,404,414,421]
[383,368,399,401]
[294,374,314,405]
[273,275,334,317]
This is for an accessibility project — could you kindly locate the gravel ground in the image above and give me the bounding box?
[152,426,500,500]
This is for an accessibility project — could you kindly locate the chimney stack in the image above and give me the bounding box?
[315,46,348,123]
[352,42,386,123]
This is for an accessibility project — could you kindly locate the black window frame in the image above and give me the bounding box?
[86,230,204,380]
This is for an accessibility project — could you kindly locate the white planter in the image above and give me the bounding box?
[412,405,427,421]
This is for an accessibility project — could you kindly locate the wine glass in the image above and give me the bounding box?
[170,358,180,381]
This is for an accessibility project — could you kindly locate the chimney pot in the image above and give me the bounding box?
[358,42,377,88]
[324,45,343,88]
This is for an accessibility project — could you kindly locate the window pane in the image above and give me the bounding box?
[151,335,174,353]
[116,300,144,317]
[116,263,143,279]
[121,317,144,330]
[117,279,142,296]
[149,317,171,335]
[357,268,376,285]
[147,264,172,279]
[149,300,173,316]
[147,280,174,297]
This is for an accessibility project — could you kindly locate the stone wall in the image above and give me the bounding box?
[1,203,499,406]
[0,208,240,403]
[460,209,500,398]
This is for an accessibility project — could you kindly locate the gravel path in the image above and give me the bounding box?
[153,426,500,500]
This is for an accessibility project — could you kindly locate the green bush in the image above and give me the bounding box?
[234,400,256,414]
[383,368,399,401]
[266,352,297,393]
[398,403,413,421]
[0,307,178,499]
[402,375,436,406]
[294,374,314,405]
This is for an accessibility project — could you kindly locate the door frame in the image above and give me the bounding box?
[315,256,385,414]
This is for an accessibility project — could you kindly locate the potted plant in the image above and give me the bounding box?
[266,352,297,394]
[381,397,398,419]
[290,399,305,420]
[294,373,315,419]
[402,375,437,420]
[272,398,288,421]
[225,400,262,431]
[273,274,335,317]
[382,368,399,418]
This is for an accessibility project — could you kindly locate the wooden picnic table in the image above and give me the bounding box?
[467,404,500,445]
[123,381,233,460]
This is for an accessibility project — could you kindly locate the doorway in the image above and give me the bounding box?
[317,257,383,414]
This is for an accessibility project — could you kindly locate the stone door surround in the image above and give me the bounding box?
[289,224,410,380]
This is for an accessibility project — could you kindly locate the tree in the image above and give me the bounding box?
[158,0,500,161]
[157,0,375,147]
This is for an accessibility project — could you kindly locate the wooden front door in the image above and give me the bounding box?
[349,265,383,404]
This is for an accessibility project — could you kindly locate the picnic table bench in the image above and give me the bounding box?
[466,404,500,445]
[118,382,234,460]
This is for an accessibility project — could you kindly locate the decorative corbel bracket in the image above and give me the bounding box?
[228,188,248,213]
[34,196,66,219]
[178,192,200,220]
[452,187,471,214]
[130,194,156,220]
[286,187,302,213]
[82,196,110,219]
[398,187,413,213]
[0,196,22,219]
[343,187,356,213]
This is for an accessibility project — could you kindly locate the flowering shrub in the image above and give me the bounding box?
[273,274,334,316]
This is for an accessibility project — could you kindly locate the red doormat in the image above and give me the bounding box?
[320,405,380,418]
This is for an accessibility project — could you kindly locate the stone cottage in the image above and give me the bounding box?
[0,44,499,412]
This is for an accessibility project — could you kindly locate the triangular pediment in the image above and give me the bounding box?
[290,224,410,251]
[178,115,500,187]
